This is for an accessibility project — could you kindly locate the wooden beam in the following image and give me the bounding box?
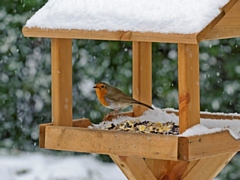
[145,152,236,180]
[132,42,152,117]
[44,126,178,160]
[22,27,199,44]
[178,131,240,161]
[111,155,157,180]
[165,109,240,120]
[145,159,188,180]
[110,155,138,180]
[220,0,238,13]
[51,38,72,126]
[181,152,236,180]
[203,0,240,40]
[197,11,225,42]
[178,44,200,133]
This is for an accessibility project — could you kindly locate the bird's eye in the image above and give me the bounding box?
[101,85,105,88]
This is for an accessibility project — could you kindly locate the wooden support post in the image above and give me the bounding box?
[145,152,236,180]
[181,152,236,180]
[51,38,72,126]
[178,44,200,133]
[132,42,152,117]
[145,159,188,180]
[110,155,157,180]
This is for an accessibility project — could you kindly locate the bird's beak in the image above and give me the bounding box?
[93,85,97,88]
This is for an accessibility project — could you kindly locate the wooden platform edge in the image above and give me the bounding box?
[39,118,92,148]
[43,125,179,160]
[178,130,240,161]
[39,123,52,148]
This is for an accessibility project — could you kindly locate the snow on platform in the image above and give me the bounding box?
[25,0,229,34]
[91,108,240,139]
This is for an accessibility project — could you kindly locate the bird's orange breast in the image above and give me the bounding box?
[95,87,109,107]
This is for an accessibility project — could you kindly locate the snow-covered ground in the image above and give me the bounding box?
[0,149,237,180]
[0,151,126,180]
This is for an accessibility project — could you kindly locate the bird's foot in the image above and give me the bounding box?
[103,110,119,121]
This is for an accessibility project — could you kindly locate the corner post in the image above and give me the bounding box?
[51,38,72,126]
[178,43,200,133]
[132,42,152,117]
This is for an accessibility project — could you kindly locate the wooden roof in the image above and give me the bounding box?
[22,0,240,44]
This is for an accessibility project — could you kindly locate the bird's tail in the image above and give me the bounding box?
[134,101,154,110]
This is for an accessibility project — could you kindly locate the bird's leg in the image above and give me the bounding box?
[103,109,120,121]
[109,109,119,115]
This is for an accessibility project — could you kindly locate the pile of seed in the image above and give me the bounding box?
[106,119,179,135]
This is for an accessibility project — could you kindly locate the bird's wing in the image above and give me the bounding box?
[105,89,135,103]
[106,90,153,109]
[118,96,137,103]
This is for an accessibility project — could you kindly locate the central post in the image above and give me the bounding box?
[178,43,200,133]
[51,38,73,126]
[132,41,152,117]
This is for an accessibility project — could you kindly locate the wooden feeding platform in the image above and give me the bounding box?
[23,0,240,179]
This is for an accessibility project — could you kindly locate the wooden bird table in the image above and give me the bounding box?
[23,0,240,179]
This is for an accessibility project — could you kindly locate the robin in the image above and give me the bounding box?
[93,82,153,114]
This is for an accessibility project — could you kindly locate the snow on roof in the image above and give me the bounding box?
[90,107,240,139]
[25,0,229,34]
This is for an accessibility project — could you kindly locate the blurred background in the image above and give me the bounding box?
[0,0,240,179]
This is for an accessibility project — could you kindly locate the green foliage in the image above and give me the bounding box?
[0,0,46,14]
[200,39,240,113]
[0,0,49,150]
[0,0,240,178]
